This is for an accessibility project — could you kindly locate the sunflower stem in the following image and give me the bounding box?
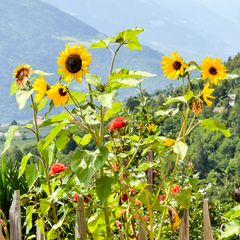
[30,95,40,142]
[109,42,125,75]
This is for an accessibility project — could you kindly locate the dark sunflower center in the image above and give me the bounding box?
[172,61,181,70]
[65,54,82,73]
[58,88,67,96]
[209,67,217,75]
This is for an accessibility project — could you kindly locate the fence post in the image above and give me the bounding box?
[75,195,87,240]
[138,219,147,240]
[178,209,189,240]
[203,199,213,240]
[9,190,21,240]
[147,151,153,191]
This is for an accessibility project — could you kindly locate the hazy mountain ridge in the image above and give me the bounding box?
[0,0,166,123]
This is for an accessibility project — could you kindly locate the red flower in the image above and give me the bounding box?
[49,163,66,176]
[134,200,143,207]
[73,194,78,203]
[108,117,127,132]
[159,194,166,202]
[121,193,128,202]
[172,185,181,194]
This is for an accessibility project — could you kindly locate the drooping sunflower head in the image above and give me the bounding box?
[57,45,92,83]
[201,57,227,85]
[192,98,203,116]
[32,75,49,102]
[161,52,188,79]
[201,83,215,107]
[47,84,69,107]
[13,64,33,88]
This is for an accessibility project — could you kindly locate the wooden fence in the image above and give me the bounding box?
[0,190,213,240]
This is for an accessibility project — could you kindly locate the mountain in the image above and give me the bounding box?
[0,0,166,123]
[43,0,240,60]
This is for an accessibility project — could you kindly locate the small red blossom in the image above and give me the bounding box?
[49,163,66,176]
[121,193,128,202]
[172,185,181,194]
[134,200,143,207]
[73,194,78,203]
[73,194,92,204]
[159,194,166,202]
[108,116,127,132]
[129,188,136,196]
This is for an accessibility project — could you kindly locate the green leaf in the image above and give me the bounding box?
[16,89,34,109]
[98,93,114,108]
[155,108,179,117]
[10,81,18,96]
[40,199,50,215]
[116,27,144,50]
[94,146,109,169]
[200,119,231,137]
[104,102,122,121]
[220,219,240,239]
[55,130,69,151]
[226,73,239,80]
[2,125,19,154]
[109,68,156,81]
[37,97,48,110]
[26,205,35,234]
[25,163,39,188]
[36,218,45,236]
[165,96,187,105]
[173,141,188,161]
[88,212,106,239]
[19,153,32,178]
[85,73,101,86]
[184,91,194,101]
[173,190,191,209]
[225,206,240,220]
[68,91,87,105]
[90,37,116,49]
[43,123,67,150]
[40,112,71,127]
[80,134,92,146]
[96,176,117,202]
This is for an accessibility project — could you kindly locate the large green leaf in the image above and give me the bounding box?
[18,153,33,178]
[201,119,231,137]
[104,102,122,121]
[173,141,188,161]
[98,93,114,108]
[96,175,117,202]
[68,91,87,105]
[16,89,34,109]
[25,163,38,189]
[26,205,35,234]
[43,123,67,150]
[90,37,116,49]
[225,206,240,220]
[2,125,19,154]
[85,73,101,86]
[220,219,240,239]
[173,190,191,209]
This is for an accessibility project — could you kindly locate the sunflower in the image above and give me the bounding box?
[47,85,69,107]
[57,45,92,82]
[201,57,227,85]
[161,52,188,79]
[192,98,203,116]
[201,83,215,107]
[13,64,33,88]
[32,75,49,102]
[164,138,176,147]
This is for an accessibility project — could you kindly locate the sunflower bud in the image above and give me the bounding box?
[96,83,106,92]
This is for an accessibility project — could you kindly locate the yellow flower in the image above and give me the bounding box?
[201,57,227,85]
[57,45,92,82]
[13,64,33,88]
[32,75,48,102]
[146,123,157,133]
[161,52,188,79]
[201,83,215,107]
[47,85,69,107]
[164,138,176,147]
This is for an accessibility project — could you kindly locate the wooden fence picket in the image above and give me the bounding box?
[138,219,147,240]
[203,199,213,240]
[178,209,189,240]
[36,225,45,240]
[9,190,21,240]
[75,195,87,240]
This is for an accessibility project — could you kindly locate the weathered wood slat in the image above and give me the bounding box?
[178,209,189,240]
[138,219,147,240]
[75,195,87,240]
[9,190,21,240]
[203,199,213,240]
